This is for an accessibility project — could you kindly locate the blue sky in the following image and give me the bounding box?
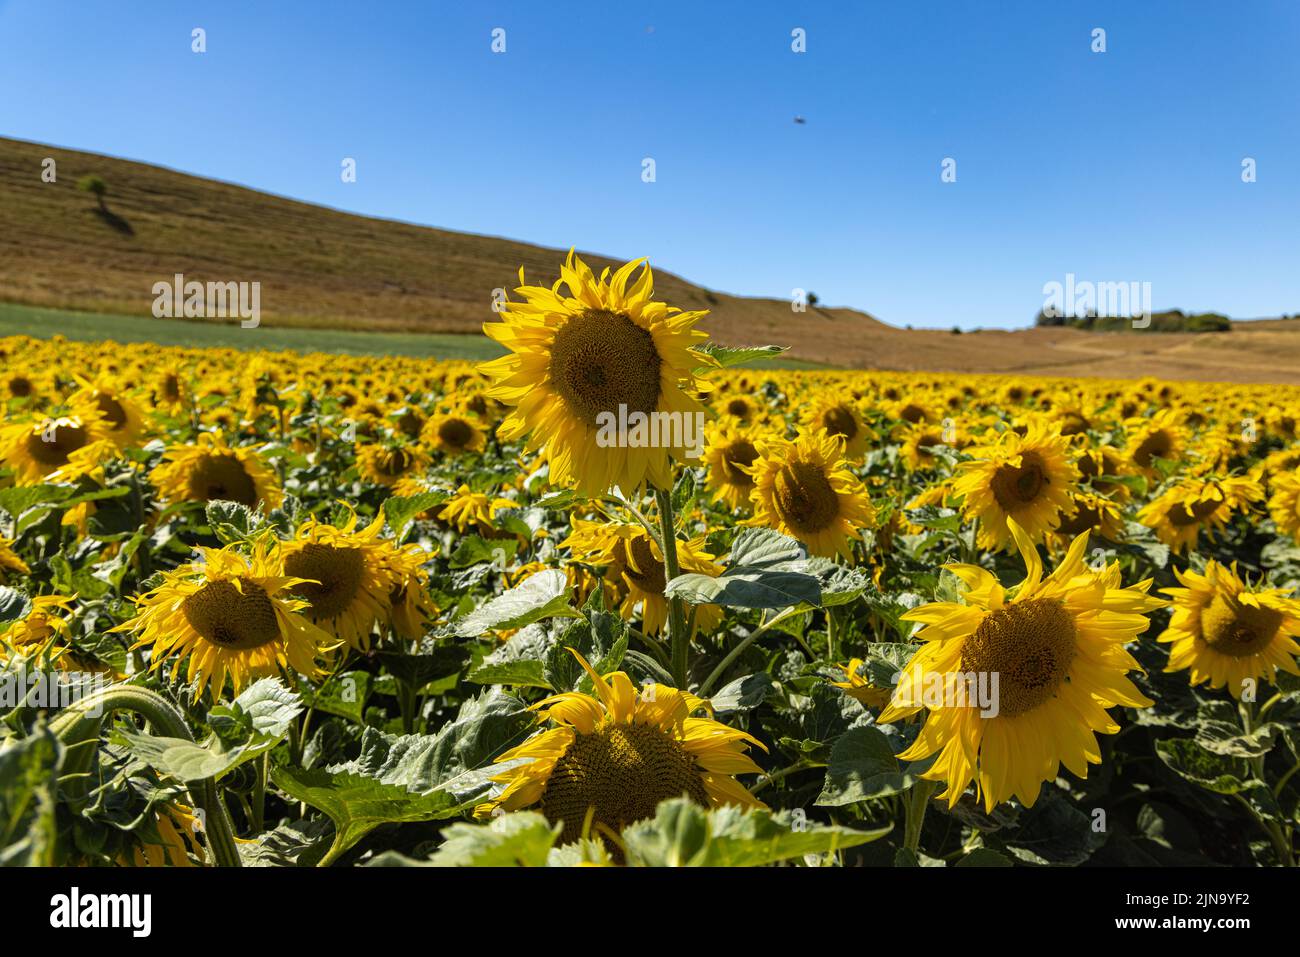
[2,0,1297,329]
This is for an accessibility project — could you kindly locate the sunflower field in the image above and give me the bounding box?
[2,253,1299,869]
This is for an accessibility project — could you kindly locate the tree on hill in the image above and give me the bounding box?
[77,174,108,211]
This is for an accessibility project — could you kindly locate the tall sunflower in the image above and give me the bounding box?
[953,422,1078,551]
[800,395,875,459]
[422,407,487,456]
[480,252,714,496]
[150,431,282,510]
[356,441,430,488]
[1136,475,1262,553]
[562,519,722,636]
[748,430,876,559]
[277,510,419,651]
[114,541,337,699]
[879,520,1165,811]
[701,421,761,511]
[1,414,111,485]
[478,649,766,848]
[1159,561,1300,699]
[1268,472,1300,541]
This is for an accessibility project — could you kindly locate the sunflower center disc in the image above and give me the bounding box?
[437,418,474,449]
[899,403,926,423]
[960,597,1077,718]
[622,535,666,594]
[96,394,127,428]
[990,452,1047,510]
[188,453,258,506]
[822,406,858,440]
[181,577,281,650]
[28,422,88,467]
[720,439,758,486]
[1134,430,1173,467]
[1200,594,1281,658]
[1057,503,1100,536]
[285,544,366,619]
[548,310,663,426]
[773,459,839,534]
[376,448,414,477]
[1169,496,1223,527]
[541,722,710,845]
[726,397,752,417]
[9,376,33,397]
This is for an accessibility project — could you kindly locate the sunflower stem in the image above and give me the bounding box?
[654,486,690,688]
[252,752,268,835]
[50,684,243,867]
[903,778,939,855]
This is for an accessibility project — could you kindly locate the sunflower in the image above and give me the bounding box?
[701,421,761,511]
[712,391,767,427]
[1,414,111,485]
[0,538,30,585]
[1267,472,1300,541]
[1136,475,1262,553]
[69,376,150,446]
[1158,561,1300,699]
[127,804,206,868]
[478,649,766,849]
[800,395,875,459]
[356,441,430,488]
[278,510,421,651]
[562,519,723,636]
[828,658,893,709]
[150,431,282,510]
[1052,490,1126,544]
[480,252,714,496]
[879,520,1165,811]
[437,484,518,536]
[900,421,957,472]
[0,595,76,667]
[952,422,1078,551]
[422,408,487,456]
[113,540,337,699]
[748,430,876,559]
[1125,408,1185,477]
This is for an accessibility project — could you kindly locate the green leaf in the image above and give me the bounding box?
[270,766,466,867]
[0,587,32,625]
[376,646,470,690]
[117,679,302,783]
[955,848,1014,867]
[620,798,890,866]
[452,569,582,637]
[816,725,916,805]
[304,670,372,723]
[422,812,560,867]
[1156,738,1257,794]
[666,568,821,610]
[383,490,450,541]
[272,691,535,866]
[205,500,260,544]
[695,343,789,369]
[467,660,552,690]
[0,725,61,866]
[709,673,775,716]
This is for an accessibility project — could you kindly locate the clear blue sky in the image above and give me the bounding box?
[2,0,1297,329]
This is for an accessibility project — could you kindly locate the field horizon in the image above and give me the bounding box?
[4,135,1300,383]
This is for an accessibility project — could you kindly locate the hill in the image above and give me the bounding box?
[3,135,1300,382]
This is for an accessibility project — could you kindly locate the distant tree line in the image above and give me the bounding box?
[1034,307,1232,333]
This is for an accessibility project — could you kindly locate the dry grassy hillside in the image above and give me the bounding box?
[3,136,1298,382]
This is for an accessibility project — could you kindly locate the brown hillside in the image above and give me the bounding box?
[3,136,1299,382]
